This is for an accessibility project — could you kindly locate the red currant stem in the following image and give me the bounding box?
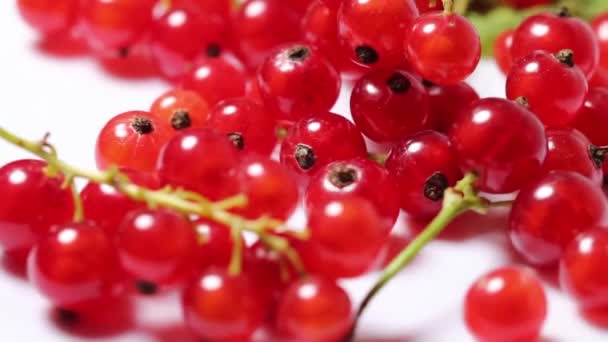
[347,173,487,341]
[454,0,471,15]
[214,194,248,210]
[228,223,244,276]
[442,0,454,14]
[260,234,307,276]
[67,177,85,223]
[487,200,514,208]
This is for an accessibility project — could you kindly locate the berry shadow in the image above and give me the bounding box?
[34,34,89,58]
[143,323,198,342]
[1,251,28,280]
[96,53,162,80]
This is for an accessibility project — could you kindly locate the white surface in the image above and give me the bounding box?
[0,2,605,341]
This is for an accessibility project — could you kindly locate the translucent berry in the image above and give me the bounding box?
[592,13,608,71]
[17,0,79,35]
[574,87,608,147]
[423,80,479,133]
[150,89,210,131]
[494,29,515,75]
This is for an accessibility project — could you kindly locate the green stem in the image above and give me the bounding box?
[69,180,85,223]
[443,0,454,14]
[228,222,244,276]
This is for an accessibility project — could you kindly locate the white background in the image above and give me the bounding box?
[0,1,605,341]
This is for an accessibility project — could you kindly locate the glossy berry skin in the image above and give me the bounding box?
[0,160,74,254]
[207,97,277,155]
[180,54,247,107]
[590,68,608,88]
[157,128,239,200]
[172,0,231,19]
[510,171,608,266]
[305,158,400,229]
[28,222,124,309]
[195,219,234,270]
[506,51,588,127]
[17,0,79,35]
[494,29,514,75]
[150,89,210,131]
[80,0,157,51]
[592,14,608,70]
[406,13,481,85]
[258,44,341,122]
[81,169,159,235]
[182,268,265,341]
[237,156,299,220]
[560,229,608,326]
[280,113,367,176]
[338,0,419,68]
[300,197,389,278]
[95,111,173,174]
[450,98,547,194]
[511,12,599,79]
[244,240,292,308]
[424,81,480,133]
[350,69,429,143]
[116,209,199,286]
[541,128,602,185]
[574,87,608,147]
[276,277,353,341]
[414,0,443,13]
[386,131,463,219]
[465,267,547,342]
[232,0,300,69]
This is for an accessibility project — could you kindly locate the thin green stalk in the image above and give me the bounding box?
[443,0,454,14]
[228,222,244,276]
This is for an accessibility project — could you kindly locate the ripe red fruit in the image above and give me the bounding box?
[182,268,265,341]
[232,0,300,69]
[590,68,608,88]
[95,111,173,173]
[592,13,608,70]
[150,89,210,131]
[81,168,159,235]
[386,131,463,219]
[28,222,124,309]
[423,80,480,133]
[574,87,608,147]
[414,0,443,13]
[541,128,603,185]
[17,0,79,35]
[194,218,233,270]
[276,277,353,341]
[237,156,299,220]
[116,209,199,287]
[207,97,277,155]
[180,54,247,106]
[244,240,292,308]
[157,128,239,200]
[305,157,400,229]
[339,0,419,68]
[450,98,547,194]
[280,112,367,176]
[171,0,231,19]
[494,29,514,75]
[510,171,608,266]
[258,44,341,122]
[560,229,608,326]
[350,69,429,143]
[506,50,588,127]
[405,12,481,85]
[465,267,547,342]
[0,160,74,255]
[510,11,599,79]
[80,0,157,51]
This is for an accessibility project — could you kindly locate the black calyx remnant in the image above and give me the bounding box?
[557,6,572,18]
[136,280,158,295]
[56,309,79,324]
[387,73,412,93]
[295,144,316,170]
[355,45,379,65]
[424,172,449,201]
[422,79,436,88]
[515,96,529,108]
[171,110,192,130]
[287,45,311,61]
[227,132,245,150]
[555,49,575,68]
[131,117,154,135]
[589,145,608,169]
[206,43,222,57]
[329,165,358,189]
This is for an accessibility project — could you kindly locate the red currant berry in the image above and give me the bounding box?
[510,171,608,266]
[414,0,443,13]
[80,0,157,51]
[258,44,340,122]
[95,111,173,173]
[338,0,419,68]
[350,69,429,143]
[0,160,74,255]
[116,209,199,287]
[244,240,291,308]
[405,12,481,85]
[180,54,247,107]
[17,0,79,35]
[574,87,608,147]
[171,0,231,19]
[560,229,608,326]
[280,112,367,176]
[386,131,463,219]
[450,98,547,194]
[506,50,588,127]
[423,80,480,133]
[237,156,299,220]
[207,97,277,155]
[157,128,239,200]
[232,0,300,69]
[28,222,124,309]
[590,68,608,88]
[510,10,599,78]
[81,168,159,235]
[194,218,234,270]
[276,277,353,341]
[182,268,265,341]
[541,128,603,185]
[305,157,400,229]
[494,29,515,75]
[592,13,608,70]
[150,89,210,131]
[288,0,315,13]
[465,267,547,342]
[150,4,228,81]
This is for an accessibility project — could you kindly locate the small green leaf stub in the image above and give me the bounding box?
[171,110,192,130]
[355,45,379,65]
[227,132,245,150]
[295,144,316,170]
[424,172,449,201]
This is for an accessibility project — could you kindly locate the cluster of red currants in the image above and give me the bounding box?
[6,0,608,341]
